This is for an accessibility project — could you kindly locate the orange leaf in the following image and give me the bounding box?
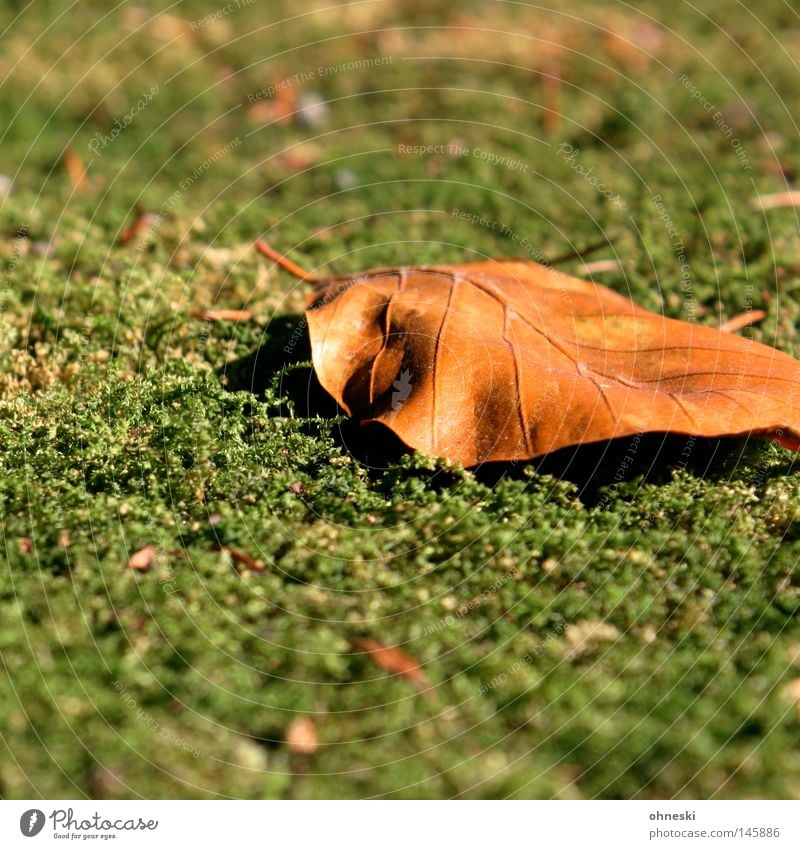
[354,637,432,694]
[286,717,319,754]
[128,545,156,572]
[279,251,800,466]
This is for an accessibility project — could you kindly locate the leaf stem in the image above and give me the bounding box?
[255,240,318,283]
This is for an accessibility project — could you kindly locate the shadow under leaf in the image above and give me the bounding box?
[222,319,789,503]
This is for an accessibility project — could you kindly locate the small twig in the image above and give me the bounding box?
[719,309,766,333]
[255,239,318,283]
[579,259,623,275]
[545,237,612,266]
[190,309,253,322]
[213,544,265,572]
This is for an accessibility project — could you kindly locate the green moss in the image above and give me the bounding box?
[1,0,800,799]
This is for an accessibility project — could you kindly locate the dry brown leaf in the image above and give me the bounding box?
[128,545,156,572]
[354,637,432,694]
[190,309,254,322]
[285,717,319,755]
[256,242,800,465]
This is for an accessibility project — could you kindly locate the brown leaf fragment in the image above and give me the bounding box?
[216,545,265,572]
[247,79,296,124]
[719,309,766,333]
[286,717,319,755]
[190,309,254,322]
[354,637,432,695]
[64,149,87,191]
[752,191,800,210]
[563,620,619,658]
[118,209,161,245]
[128,545,156,572]
[782,678,800,708]
[540,65,562,133]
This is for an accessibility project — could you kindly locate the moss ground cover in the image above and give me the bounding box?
[1,0,800,798]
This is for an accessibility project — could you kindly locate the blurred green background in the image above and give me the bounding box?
[1,0,800,798]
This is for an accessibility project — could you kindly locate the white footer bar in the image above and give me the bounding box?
[1,800,797,848]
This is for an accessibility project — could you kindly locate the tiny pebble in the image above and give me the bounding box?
[295,92,330,130]
[334,168,358,190]
[31,240,54,257]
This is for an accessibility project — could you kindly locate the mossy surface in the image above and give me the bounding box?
[1,0,800,799]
